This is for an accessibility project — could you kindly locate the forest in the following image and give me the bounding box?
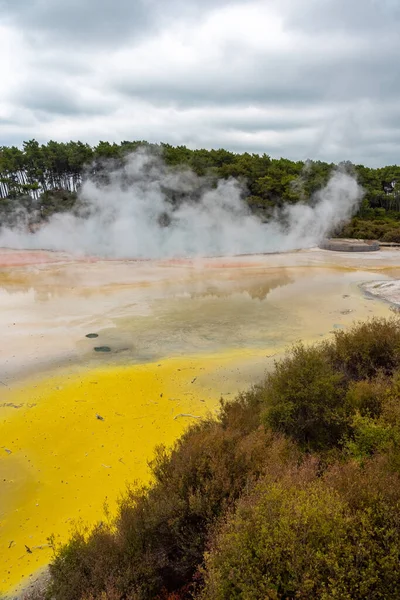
[20,316,400,599]
[1,140,400,241]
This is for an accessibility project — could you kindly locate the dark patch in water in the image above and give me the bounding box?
[86,333,99,339]
[94,346,111,353]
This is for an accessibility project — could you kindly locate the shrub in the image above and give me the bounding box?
[200,459,400,600]
[345,412,396,459]
[48,526,120,600]
[337,217,400,241]
[382,229,400,243]
[345,376,390,418]
[261,318,400,450]
[332,317,400,380]
[38,189,77,219]
[262,343,349,451]
[380,372,400,428]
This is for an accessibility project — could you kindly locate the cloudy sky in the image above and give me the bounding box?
[0,0,399,166]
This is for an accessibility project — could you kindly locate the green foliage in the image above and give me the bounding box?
[0,140,399,237]
[39,189,78,219]
[332,317,400,380]
[345,376,390,418]
[261,318,400,452]
[201,481,349,599]
[339,216,400,241]
[345,412,396,459]
[382,229,400,243]
[48,526,119,600]
[201,459,400,600]
[262,343,348,451]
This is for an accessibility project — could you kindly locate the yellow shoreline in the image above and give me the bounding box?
[0,349,270,595]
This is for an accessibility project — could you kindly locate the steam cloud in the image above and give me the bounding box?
[0,150,363,258]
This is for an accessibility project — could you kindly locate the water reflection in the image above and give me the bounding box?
[0,258,396,382]
[80,269,392,362]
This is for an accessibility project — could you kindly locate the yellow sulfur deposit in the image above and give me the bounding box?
[0,350,267,595]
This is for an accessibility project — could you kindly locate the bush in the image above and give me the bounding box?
[261,318,400,450]
[382,229,400,243]
[262,343,349,451]
[345,412,396,459]
[345,376,390,418]
[337,217,400,241]
[200,458,400,600]
[48,526,120,600]
[38,189,77,219]
[332,317,400,380]
[343,376,399,459]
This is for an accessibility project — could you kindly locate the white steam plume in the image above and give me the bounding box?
[0,149,363,258]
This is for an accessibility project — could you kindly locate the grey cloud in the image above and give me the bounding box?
[109,51,337,109]
[114,78,324,109]
[111,47,400,111]
[0,0,153,46]
[0,0,400,166]
[281,0,400,34]
[219,119,316,134]
[15,88,83,117]
[0,0,243,47]
[10,81,115,117]
[0,117,24,127]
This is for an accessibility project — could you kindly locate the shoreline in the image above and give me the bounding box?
[361,280,400,307]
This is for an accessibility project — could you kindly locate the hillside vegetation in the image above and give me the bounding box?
[20,316,400,600]
[1,140,400,239]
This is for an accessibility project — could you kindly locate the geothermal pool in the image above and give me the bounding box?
[1,247,400,595]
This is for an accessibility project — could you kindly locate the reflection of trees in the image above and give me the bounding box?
[0,268,294,307]
[0,284,55,302]
[0,282,33,295]
[0,276,105,301]
[245,274,293,300]
[187,271,293,301]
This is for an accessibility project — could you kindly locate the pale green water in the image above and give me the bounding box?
[1,250,399,382]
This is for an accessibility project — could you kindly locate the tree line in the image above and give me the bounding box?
[1,139,400,238]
